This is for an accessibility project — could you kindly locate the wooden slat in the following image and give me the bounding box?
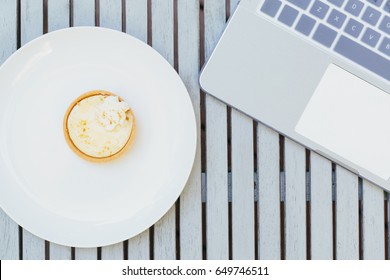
[231,110,254,259]
[23,230,45,260]
[362,181,385,259]
[21,0,43,45]
[335,166,359,259]
[151,0,176,259]
[75,248,97,260]
[101,243,123,260]
[310,152,332,259]
[100,0,122,31]
[204,0,229,261]
[0,0,19,260]
[284,139,306,260]
[257,123,280,260]
[47,0,72,260]
[48,0,70,32]
[20,0,46,260]
[126,0,147,43]
[49,243,71,260]
[127,230,149,260]
[177,0,202,260]
[73,0,95,26]
[125,0,150,260]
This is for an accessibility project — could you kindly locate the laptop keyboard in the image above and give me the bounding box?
[260,0,390,81]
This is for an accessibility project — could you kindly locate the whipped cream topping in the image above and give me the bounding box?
[95,95,130,131]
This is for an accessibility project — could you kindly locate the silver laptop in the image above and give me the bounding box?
[200,0,390,190]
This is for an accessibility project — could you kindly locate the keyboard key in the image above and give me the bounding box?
[296,14,317,35]
[260,0,282,17]
[378,37,390,56]
[327,9,347,28]
[310,1,330,19]
[344,0,364,16]
[367,0,383,6]
[313,24,338,47]
[379,16,390,35]
[334,35,390,81]
[287,0,312,10]
[361,27,381,46]
[278,5,299,26]
[362,6,381,26]
[344,18,364,37]
[327,0,345,7]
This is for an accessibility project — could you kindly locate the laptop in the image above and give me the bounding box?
[200,0,390,191]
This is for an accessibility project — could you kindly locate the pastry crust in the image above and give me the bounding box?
[63,90,136,162]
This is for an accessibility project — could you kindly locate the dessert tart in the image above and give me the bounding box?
[64,90,136,162]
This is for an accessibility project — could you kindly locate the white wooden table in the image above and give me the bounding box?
[0,0,389,260]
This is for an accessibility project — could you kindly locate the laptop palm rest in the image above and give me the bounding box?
[296,64,390,181]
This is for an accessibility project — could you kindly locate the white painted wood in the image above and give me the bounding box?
[0,0,19,261]
[178,0,202,260]
[50,243,71,260]
[335,166,359,259]
[362,181,385,260]
[231,110,254,259]
[20,0,46,260]
[310,152,332,259]
[48,0,70,32]
[125,0,150,260]
[284,139,306,260]
[101,243,123,260]
[257,123,280,260]
[23,230,45,260]
[73,0,95,26]
[204,0,229,261]
[151,0,176,259]
[21,0,43,45]
[126,0,147,43]
[100,0,122,31]
[75,248,97,260]
[127,230,149,260]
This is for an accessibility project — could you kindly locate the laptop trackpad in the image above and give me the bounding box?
[296,64,390,180]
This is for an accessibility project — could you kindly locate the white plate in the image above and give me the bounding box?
[0,27,196,247]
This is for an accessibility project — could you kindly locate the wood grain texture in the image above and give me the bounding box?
[231,110,255,259]
[125,0,150,260]
[101,243,123,260]
[50,243,71,260]
[310,152,332,259]
[100,0,122,31]
[257,123,280,260]
[20,0,46,260]
[21,0,43,45]
[178,0,202,260]
[284,139,306,260]
[0,0,19,261]
[335,166,359,259]
[73,0,95,26]
[126,0,147,43]
[127,230,149,260]
[48,0,70,32]
[75,248,97,260]
[23,230,45,260]
[362,180,385,260]
[204,0,229,260]
[151,0,176,259]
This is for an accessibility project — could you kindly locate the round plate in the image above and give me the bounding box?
[0,27,196,247]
